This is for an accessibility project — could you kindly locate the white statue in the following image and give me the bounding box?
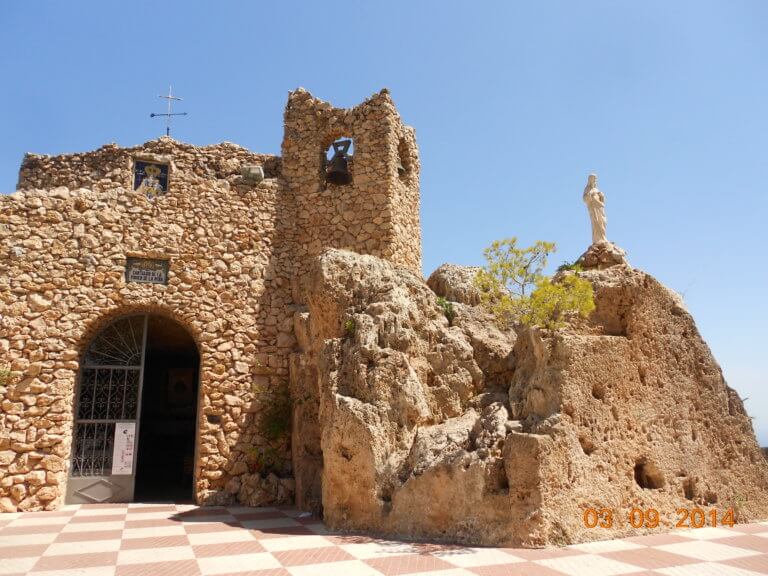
[583,173,607,245]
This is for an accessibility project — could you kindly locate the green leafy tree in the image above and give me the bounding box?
[474,237,595,330]
[521,275,595,329]
[476,238,555,298]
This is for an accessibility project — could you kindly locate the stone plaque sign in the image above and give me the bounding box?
[111,422,136,475]
[125,257,169,285]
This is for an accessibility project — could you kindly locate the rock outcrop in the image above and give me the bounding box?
[291,248,768,546]
[427,264,482,306]
[579,240,628,270]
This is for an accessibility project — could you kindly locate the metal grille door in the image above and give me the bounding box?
[66,315,147,504]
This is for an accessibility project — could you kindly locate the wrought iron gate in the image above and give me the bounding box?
[66,315,148,504]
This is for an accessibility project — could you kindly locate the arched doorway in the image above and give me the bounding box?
[65,314,200,504]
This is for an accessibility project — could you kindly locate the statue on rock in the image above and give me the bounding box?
[579,173,628,269]
[583,173,607,245]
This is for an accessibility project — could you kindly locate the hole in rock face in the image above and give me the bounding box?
[486,460,510,494]
[704,491,718,505]
[634,459,666,489]
[579,434,596,455]
[591,383,606,400]
[378,489,393,515]
[683,477,696,500]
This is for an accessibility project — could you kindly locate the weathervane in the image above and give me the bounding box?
[150,86,187,137]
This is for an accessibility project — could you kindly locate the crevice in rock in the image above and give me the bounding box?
[578,434,595,455]
[634,458,665,489]
[683,477,696,500]
[484,459,509,494]
[377,486,393,515]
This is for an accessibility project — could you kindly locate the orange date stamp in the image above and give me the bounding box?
[582,507,735,529]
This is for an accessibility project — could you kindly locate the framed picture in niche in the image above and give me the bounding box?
[167,368,195,410]
[133,160,169,199]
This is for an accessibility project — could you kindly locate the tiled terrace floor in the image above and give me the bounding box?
[0,503,766,576]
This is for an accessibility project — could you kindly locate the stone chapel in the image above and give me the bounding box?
[0,88,420,511]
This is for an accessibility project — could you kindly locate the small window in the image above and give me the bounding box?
[133,160,169,199]
[397,137,410,180]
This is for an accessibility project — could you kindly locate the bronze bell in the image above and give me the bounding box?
[326,139,352,185]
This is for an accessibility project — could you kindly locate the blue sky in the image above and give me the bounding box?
[2,1,767,443]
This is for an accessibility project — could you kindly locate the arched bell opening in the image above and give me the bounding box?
[323,138,354,186]
[66,314,200,504]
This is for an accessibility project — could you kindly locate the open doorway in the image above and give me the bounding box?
[134,315,200,502]
[66,314,199,505]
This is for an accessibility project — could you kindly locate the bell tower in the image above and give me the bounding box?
[281,88,421,289]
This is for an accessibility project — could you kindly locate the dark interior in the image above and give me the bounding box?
[134,315,199,502]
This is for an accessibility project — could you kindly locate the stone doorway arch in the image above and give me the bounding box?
[65,314,200,504]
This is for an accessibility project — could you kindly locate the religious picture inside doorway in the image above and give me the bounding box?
[133,161,168,199]
[167,368,195,414]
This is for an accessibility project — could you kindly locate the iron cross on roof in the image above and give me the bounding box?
[150,86,188,137]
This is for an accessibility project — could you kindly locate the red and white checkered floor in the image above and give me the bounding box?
[0,503,766,576]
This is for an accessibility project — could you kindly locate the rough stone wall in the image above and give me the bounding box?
[291,248,768,546]
[282,88,422,300]
[17,141,281,192]
[0,138,296,512]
